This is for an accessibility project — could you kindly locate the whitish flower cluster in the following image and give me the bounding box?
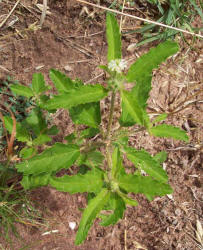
[108,59,127,73]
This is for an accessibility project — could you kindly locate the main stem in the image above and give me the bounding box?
[105,90,116,182]
[106,90,116,140]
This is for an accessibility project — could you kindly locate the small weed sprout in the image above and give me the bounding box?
[3,13,189,245]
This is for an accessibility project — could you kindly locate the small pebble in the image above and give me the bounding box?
[64,64,72,72]
[42,230,59,236]
[167,194,173,200]
[175,208,181,216]
[172,219,178,225]
[163,163,167,170]
[127,43,137,52]
[35,65,44,70]
[69,221,76,230]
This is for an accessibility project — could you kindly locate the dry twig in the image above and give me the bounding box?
[0,0,21,29]
[39,0,47,27]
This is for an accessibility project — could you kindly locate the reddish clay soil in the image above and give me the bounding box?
[0,0,202,249]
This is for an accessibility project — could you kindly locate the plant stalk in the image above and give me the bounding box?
[105,90,117,183]
[105,91,116,140]
[106,146,112,176]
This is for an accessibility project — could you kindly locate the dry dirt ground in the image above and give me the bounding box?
[0,0,203,249]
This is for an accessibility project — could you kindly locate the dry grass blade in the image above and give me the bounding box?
[39,0,47,27]
[76,0,203,39]
[186,220,203,250]
[55,33,94,57]
[119,0,126,32]
[171,89,203,114]
[0,65,10,73]
[0,0,21,29]
[133,240,148,250]
[196,220,203,248]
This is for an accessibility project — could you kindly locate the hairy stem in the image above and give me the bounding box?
[105,91,116,140]
[104,91,117,183]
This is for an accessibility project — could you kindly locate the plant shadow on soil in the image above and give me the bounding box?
[0,0,202,249]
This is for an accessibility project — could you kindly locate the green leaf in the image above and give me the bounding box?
[126,41,179,108]
[78,165,90,175]
[152,113,168,123]
[33,134,51,146]
[49,69,74,94]
[49,169,103,194]
[16,143,80,175]
[146,0,157,3]
[76,153,87,166]
[150,124,189,142]
[25,108,47,136]
[130,76,152,110]
[77,151,104,167]
[85,151,104,167]
[100,193,125,226]
[118,174,173,200]
[20,147,36,159]
[119,100,135,127]
[75,188,110,245]
[106,13,121,62]
[69,102,101,128]
[111,147,125,180]
[135,34,162,48]
[10,84,34,98]
[38,95,52,109]
[47,125,59,135]
[21,173,51,190]
[189,0,203,22]
[117,190,138,206]
[124,147,168,183]
[127,41,179,82]
[120,90,149,127]
[111,147,119,179]
[80,128,100,139]
[65,133,76,143]
[32,73,47,95]
[73,78,84,88]
[43,84,108,110]
[113,136,129,147]
[153,151,167,164]
[3,116,30,142]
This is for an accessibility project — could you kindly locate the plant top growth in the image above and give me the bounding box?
[1,13,189,245]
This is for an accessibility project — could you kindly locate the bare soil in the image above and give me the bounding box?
[0,0,202,249]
